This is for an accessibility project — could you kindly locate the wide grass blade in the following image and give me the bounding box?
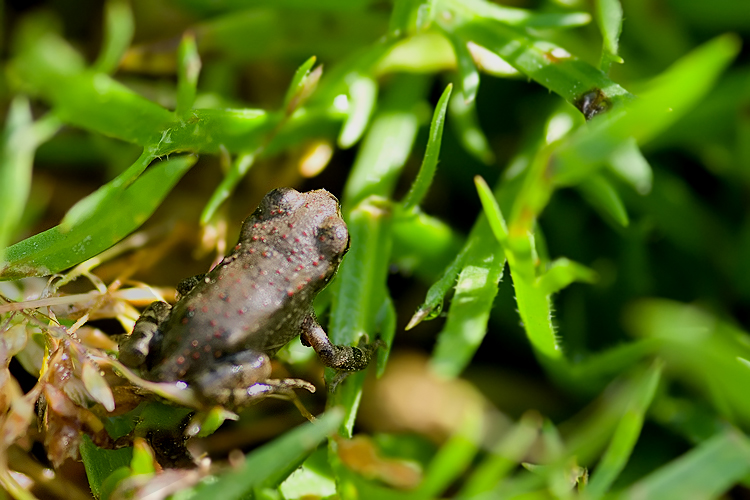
[620,430,750,500]
[328,198,393,435]
[0,155,196,280]
[191,409,343,499]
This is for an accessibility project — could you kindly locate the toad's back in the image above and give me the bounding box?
[146,188,350,382]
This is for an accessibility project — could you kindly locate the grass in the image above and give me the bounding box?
[1,0,750,498]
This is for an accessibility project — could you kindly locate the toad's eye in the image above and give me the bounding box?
[316,217,349,259]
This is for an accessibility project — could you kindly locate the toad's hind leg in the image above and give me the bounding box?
[192,350,315,411]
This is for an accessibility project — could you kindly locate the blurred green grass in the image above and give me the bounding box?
[1,0,750,498]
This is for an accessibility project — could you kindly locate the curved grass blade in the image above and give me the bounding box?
[0,155,197,280]
[607,137,652,195]
[191,409,343,499]
[442,28,479,103]
[448,15,628,112]
[448,87,495,164]
[176,31,201,117]
[200,152,256,224]
[12,28,279,155]
[402,83,452,211]
[342,74,426,207]
[595,0,624,72]
[536,258,597,296]
[405,237,471,330]
[621,430,750,500]
[11,29,172,145]
[552,34,740,186]
[0,98,60,260]
[93,0,134,74]
[61,149,155,228]
[406,168,519,330]
[449,0,591,29]
[338,73,378,148]
[586,361,662,499]
[576,172,629,227]
[283,55,317,112]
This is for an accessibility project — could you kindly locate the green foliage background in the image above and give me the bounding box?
[1,0,750,498]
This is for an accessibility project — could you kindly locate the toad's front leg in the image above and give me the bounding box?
[119,301,171,368]
[299,314,382,372]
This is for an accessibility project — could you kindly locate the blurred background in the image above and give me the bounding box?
[2,0,750,498]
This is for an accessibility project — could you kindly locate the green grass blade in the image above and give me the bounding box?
[595,0,624,72]
[283,55,318,112]
[11,29,172,144]
[0,97,33,255]
[448,0,591,29]
[11,27,281,155]
[391,210,463,281]
[461,411,541,496]
[475,176,508,243]
[328,198,393,436]
[338,73,378,148]
[0,98,59,259]
[342,74,426,206]
[475,174,562,363]
[620,430,750,500]
[625,300,750,427]
[430,219,505,378]
[191,409,343,499]
[536,258,598,296]
[406,236,471,329]
[553,34,740,186]
[443,28,479,103]
[511,266,562,362]
[406,171,514,330]
[448,86,494,164]
[576,173,629,227]
[155,107,275,155]
[607,138,652,195]
[450,17,630,109]
[176,32,201,116]
[61,149,155,228]
[93,0,134,74]
[200,152,256,225]
[79,436,133,500]
[585,361,662,498]
[0,155,196,280]
[388,0,412,35]
[375,294,396,377]
[414,408,483,499]
[402,83,452,211]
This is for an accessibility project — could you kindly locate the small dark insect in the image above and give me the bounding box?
[575,88,611,120]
